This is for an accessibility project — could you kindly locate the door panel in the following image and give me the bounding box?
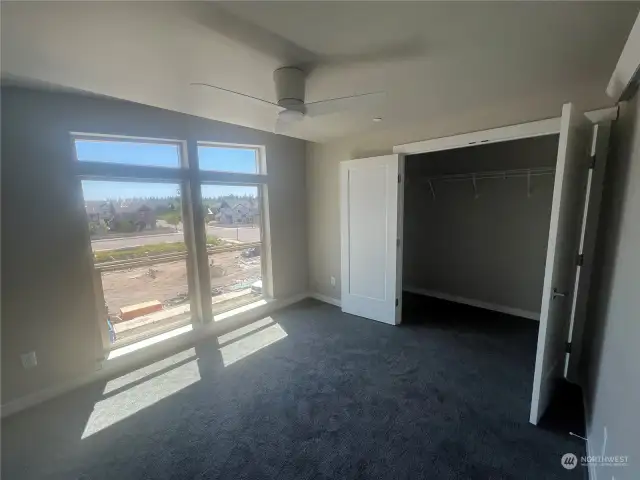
[565,123,611,382]
[340,155,403,325]
[530,103,592,424]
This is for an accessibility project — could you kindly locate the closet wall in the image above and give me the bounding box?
[403,135,559,318]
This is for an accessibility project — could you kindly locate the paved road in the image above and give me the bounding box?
[92,226,261,251]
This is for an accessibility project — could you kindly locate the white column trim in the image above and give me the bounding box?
[607,13,640,101]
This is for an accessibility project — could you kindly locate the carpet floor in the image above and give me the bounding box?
[2,296,586,479]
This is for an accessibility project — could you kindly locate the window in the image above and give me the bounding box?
[202,184,263,315]
[83,180,191,347]
[75,138,181,168]
[75,135,269,355]
[197,145,259,174]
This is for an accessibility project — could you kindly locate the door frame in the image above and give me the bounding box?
[564,122,612,383]
[390,106,614,424]
[392,107,617,156]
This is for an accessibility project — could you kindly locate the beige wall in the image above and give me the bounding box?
[307,90,611,301]
[582,95,640,479]
[1,87,308,405]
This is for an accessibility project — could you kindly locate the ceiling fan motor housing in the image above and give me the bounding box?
[274,66,305,109]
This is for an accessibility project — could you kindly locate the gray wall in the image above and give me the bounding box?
[1,86,308,405]
[403,136,558,316]
[581,95,640,479]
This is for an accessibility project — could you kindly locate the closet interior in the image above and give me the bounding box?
[402,134,561,320]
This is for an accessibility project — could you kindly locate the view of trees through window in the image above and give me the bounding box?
[84,181,192,347]
[202,185,262,316]
[79,140,265,350]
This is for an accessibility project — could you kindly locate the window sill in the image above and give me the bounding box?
[107,295,280,362]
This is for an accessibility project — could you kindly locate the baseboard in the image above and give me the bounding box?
[1,291,310,418]
[309,292,342,307]
[582,390,597,480]
[404,286,540,321]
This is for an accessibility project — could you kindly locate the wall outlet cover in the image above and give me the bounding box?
[20,351,37,369]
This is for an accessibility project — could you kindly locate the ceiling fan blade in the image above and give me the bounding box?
[191,82,281,108]
[315,39,427,69]
[189,4,317,67]
[304,92,384,117]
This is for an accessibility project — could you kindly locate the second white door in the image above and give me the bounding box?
[530,103,593,425]
[340,154,404,325]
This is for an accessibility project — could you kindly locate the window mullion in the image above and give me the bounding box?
[185,140,213,324]
[75,161,186,182]
[198,171,266,185]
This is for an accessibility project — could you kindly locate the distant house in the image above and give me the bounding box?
[85,200,157,232]
[85,201,116,232]
[215,200,258,225]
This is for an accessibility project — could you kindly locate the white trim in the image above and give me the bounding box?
[404,286,540,321]
[607,12,640,101]
[585,107,619,124]
[71,131,184,145]
[309,292,342,307]
[583,391,598,480]
[1,292,309,418]
[392,107,618,156]
[393,118,560,155]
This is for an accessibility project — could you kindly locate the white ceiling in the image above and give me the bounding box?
[2,1,638,143]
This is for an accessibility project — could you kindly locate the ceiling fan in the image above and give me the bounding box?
[192,66,384,134]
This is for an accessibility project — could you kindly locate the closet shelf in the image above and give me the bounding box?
[413,167,555,183]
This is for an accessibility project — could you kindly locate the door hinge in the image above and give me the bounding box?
[589,155,596,169]
[395,298,399,307]
[396,238,400,247]
[565,341,572,354]
[576,254,584,266]
[398,174,402,183]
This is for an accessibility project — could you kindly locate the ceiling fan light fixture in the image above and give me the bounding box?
[279,109,305,123]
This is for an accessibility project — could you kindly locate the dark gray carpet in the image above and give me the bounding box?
[2,296,586,479]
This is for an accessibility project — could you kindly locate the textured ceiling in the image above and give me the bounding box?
[1,1,638,143]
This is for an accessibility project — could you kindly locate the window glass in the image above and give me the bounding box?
[198,146,258,173]
[75,139,180,168]
[82,180,191,347]
[202,184,263,316]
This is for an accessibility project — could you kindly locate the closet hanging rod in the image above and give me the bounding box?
[415,167,555,183]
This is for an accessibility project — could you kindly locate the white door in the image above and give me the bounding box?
[340,154,404,325]
[565,123,611,382]
[530,103,593,425]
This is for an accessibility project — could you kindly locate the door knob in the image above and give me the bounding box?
[552,288,567,299]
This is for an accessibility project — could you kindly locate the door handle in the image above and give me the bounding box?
[552,288,567,299]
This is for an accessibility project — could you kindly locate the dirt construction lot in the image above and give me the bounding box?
[101,251,261,314]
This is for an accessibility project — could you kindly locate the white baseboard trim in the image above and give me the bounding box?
[1,292,310,419]
[309,292,342,308]
[404,286,540,321]
[582,390,597,480]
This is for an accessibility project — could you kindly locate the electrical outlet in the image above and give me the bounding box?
[330,276,336,287]
[20,351,37,369]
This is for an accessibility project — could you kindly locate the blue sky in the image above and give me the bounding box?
[77,140,258,200]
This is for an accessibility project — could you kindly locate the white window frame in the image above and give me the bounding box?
[71,133,273,354]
